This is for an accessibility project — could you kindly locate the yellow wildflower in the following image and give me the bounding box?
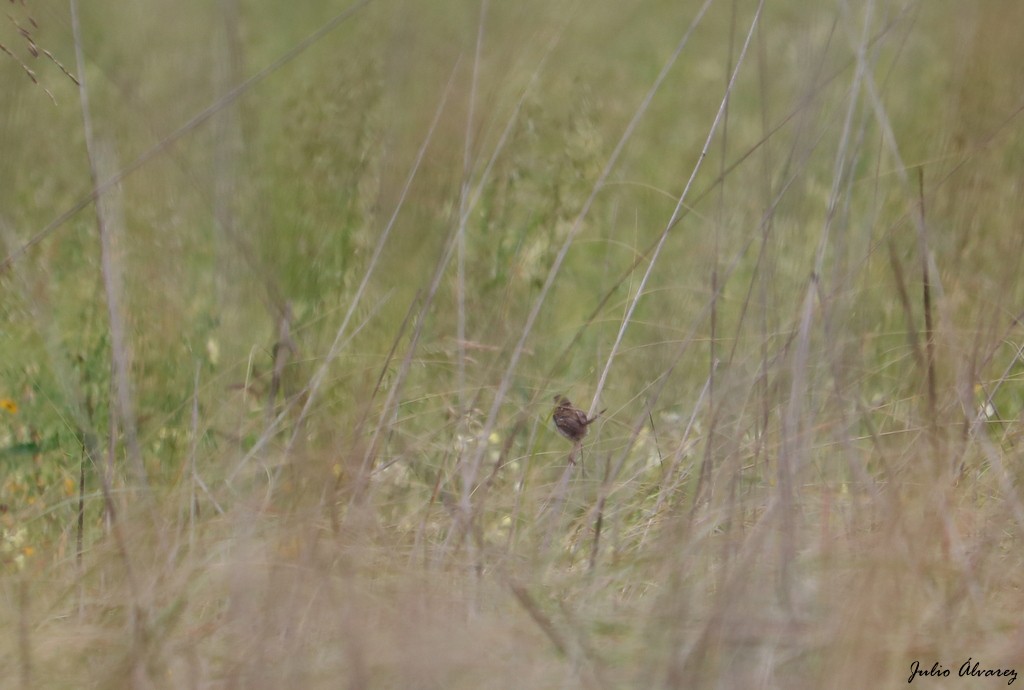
[0,399,17,414]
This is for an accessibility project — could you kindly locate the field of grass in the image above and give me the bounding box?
[2,0,1024,687]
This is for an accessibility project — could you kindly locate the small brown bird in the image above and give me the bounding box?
[552,395,603,443]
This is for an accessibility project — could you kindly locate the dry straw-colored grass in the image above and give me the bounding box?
[2,0,1024,688]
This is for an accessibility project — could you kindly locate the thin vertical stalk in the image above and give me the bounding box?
[70,0,147,489]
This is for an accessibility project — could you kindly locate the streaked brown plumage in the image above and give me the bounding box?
[552,395,602,443]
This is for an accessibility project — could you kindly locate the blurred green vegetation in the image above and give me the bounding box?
[1,0,1024,686]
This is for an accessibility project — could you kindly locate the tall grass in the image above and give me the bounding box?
[1,0,1023,687]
